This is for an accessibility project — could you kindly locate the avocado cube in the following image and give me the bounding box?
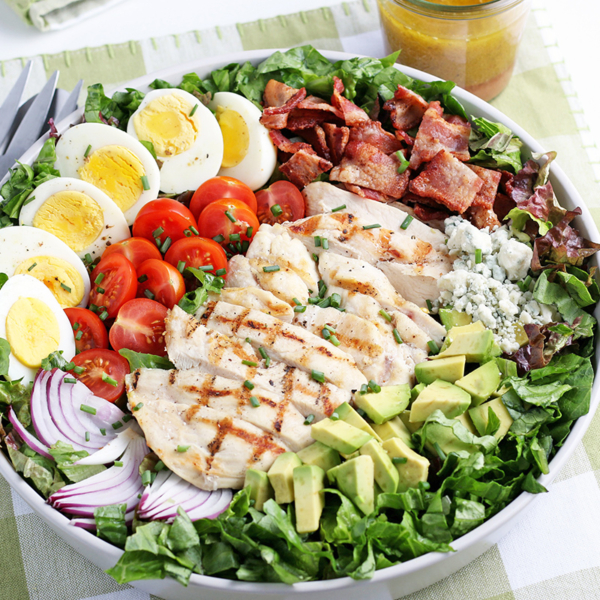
[243,468,274,511]
[340,450,359,460]
[439,309,472,331]
[267,452,302,504]
[435,330,495,363]
[354,384,410,424]
[382,437,429,493]
[410,383,426,402]
[513,322,529,347]
[327,455,375,515]
[440,320,486,352]
[311,419,372,454]
[293,465,325,533]
[455,360,501,406]
[456,411,477,435]
[415,355,466,385]
[359,439,400,493]
[495,357,518,379]
[372,416,414,448]
[297,441,341,472]
[335,402,382,442]
[469,397,513,442]
[399,410,423,434]
[410,380,471,422]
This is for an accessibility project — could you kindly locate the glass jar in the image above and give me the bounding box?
[377,0,531,101]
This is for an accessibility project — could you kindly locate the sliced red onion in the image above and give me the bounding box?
[70,509,135,530]
[8,408,53,459]
[30,370,63,447]
[75,427,139,466]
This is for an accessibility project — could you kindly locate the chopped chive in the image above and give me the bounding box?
[80,404,97,415]
[263,265,280,272]
[392,456,408,465]
[155,461,164,471]
[291,297,301,306]
[99,310,108,321]
[318,280,327,298]
[64,361,75,371]
[323,324,336,333]
[123,415,132,423]
[89,303,98,313]
[153,226,164,238]
[359,383,368,394]
[72,322,80,331]
[311,370,325,383]
[155,237,162,247]
[400,214,413,230]
[138,274,148,283]
[75,330,83,340]
[271,204,283,217]
[322,328,331,340]
[304,414,315,425]
[330,412,340,421]
[177,445,190,453]
[329,293,341,308]
[84,144,92,158]
[246,226,253,237]
[190,226,199,235]
[368,380,381,394]
[314,235,322,247]
[85,431,90,442]
[322,238,329,250]
[379,309,392,322]
[245,337,251,344]
[64,377,77,384]
[215,268,227,277]
[393,328,403,344]
[433,441,446,461]
[102,373,118,386]
[250,396,260,407]
[142,470,153,485]
[95,273,105,284]
[177,260,186,273]
[112,421,123,430]
[259,347,268,361]
[84,253,93,265]
[213,234,225,243]
[100,428,106,436]
[395,150,410,174]
[184,229,193,237]
[242,360,257,367]
[428,340,440,355]
[308,298,319,304]
[330,335,341,346]
[160,236,172,253]
[244,380,255,390]
[197,265,213,272]
[225,210,236,223]
[96,287,105,294]
[190,104,198,117]
[475,248,483,264]
[144,289,155,300]
[133,402,144,411]
[363,223,381,230]
[141,175,150,190]
[114,461,124,467]
[73,365,85,374]
[235,241,242,252]
[331,204,346,213]
[294,305,306,313]
[312,253,319,263]
[60,282,71,293]
[229,233,240,242]
[317,297,330,309]
[27,262,37,271]
[518,275,533,292]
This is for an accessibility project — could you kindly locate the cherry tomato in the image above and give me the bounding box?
[64,307,109,353]
[197,198,259,255]
[190,176,257,221]
[255,181,305,225]
[68,348,129,403]
[88,253,137,319]
[136,259,185,309]
[132,199,198,248]
[102,237,162,270]
[109,298,169,357]
[164,236,228,276]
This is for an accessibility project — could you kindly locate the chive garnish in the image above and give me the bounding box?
[85,432,90,442]
[96,287,105,294]
[250,396,260,407]
[229,233,240,242]
[324,324,336,333]
[160,236,172,253]
[392,456,408,465]
[134,402,144,411]
[141,175,150,190]
[246,226,253,237]
[368,380,381,393]
[177,260,186,273]
[400,214,413,230]
[393,328,403,344]
[197,265,213,272]
[100,428,106,436]
[244,380,255,390]
[73,365,84,374]
[331,204,346,213]
[271,204,283,217]
[27,262,37,271]
[138,274,148,283]
[304,414,315,425]
[112,421,123,430]
[155,461,164,471]
[144,289,155,300]
[428,340,440,355]
[379,309,392,322]
[317,297,330,309]
[259,347,268,360]
[322,328,331,340]
[99,310,108,321]
[263,265,280,272]
[242,360,257,367]
[89,303,98,312]
[75,330,83,340]
[294,305,306,313]
[330,335,341,346]
[190,226,199,235]
[80,404,96,415]
[114,461,123,467]
[64,377,76,384]
[190,104,198,117]
[330,412,340,421]
[363,223,381,230]
[60,283,71,293]
[292,298,302,306]
[95,273,105,284]
[314,236,322,247]
[177,445,190,453]
[123,415,132,423]
[322,238,329,250]
[426,299,433,311]
[72,322,80,331]
[142,470,153,485]
[184,229,192,237]
[102,373,118,386]
[153,226,164,238]
[330,293,341,308]
[312,253,319,263]
[84,144,92,158]
[225,210,236,223]
[475,248,483,264]
[213,234,225,243]
[311,370,325,383]
[359,383,368,394]
[215,267,227,277]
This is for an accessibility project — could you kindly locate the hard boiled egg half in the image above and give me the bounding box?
[0,226,90,308]
[19,177,130,261]
[55,123,160,225]
[127,88,223,194]
[209,92,277,191]
[0,275,75,384]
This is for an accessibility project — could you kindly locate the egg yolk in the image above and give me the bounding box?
[15,256,85,308]
[133,95,198,158]
[6,297,60,368]
[79,145,145,212]
[32,191,104,253]
[215,106,250,168]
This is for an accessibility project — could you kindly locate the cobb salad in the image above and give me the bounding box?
[0,46,598,588]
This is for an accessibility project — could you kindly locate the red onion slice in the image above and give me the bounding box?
[187,489,232,521]
[30,370,62,447]
[75,427,139,466]
[8,408,53,460]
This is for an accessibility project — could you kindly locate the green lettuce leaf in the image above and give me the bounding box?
[118,349,174,370]
[178,268,224,314]
[84,84,144,129]
[7,444,64,498]
[49,440,106,483]
[95,504,128,547]
[0,337,10,377]
[0,379,33,426]
[468,117,523,173]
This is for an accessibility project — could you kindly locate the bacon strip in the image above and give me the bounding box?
[299,126,331,161]
[269,130,313,154]
[323,123,350,166]
[467,164,502,208]
[279,150,333,189]
[348,120,403,154]
[343,184,394,203]
[383,85,429,131]
[331,77,370,127]
[465,205,501,230]
[263,80,300,108]
[260,87,307,130]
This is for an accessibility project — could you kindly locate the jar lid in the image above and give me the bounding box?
[393,0,526,18]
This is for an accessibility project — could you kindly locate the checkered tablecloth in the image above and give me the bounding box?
[1,1,600,598]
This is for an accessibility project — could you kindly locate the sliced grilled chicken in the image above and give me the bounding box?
[126,369,291,490]
[206,287,294,323]
[201,301,368,392]
[166,305,350,419]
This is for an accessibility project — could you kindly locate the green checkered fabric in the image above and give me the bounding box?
[1,1,599,598]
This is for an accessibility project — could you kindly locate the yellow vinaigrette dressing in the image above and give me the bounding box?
[377,0,531,100]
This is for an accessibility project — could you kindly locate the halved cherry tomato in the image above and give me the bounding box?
[64,307,109,353]
[102,237,162,269]
[136,259,185,309]
[88,253,137,319]
[132,199,198,248]
[190,176,257,221]
[68,348,129,403]
[255,181,305,225]
[109,298,169,356]
[197,198,259,255]
[164,236,228,276]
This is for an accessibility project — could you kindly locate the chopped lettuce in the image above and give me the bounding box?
[468,117,523,173]
[0,337,9,377]
[95,504,128,547]
[84,83,144,130]
[177,268,225,314]
[118,349,174,371]
[48,440,106,483]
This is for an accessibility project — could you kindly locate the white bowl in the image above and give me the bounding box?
[1,49,599,600]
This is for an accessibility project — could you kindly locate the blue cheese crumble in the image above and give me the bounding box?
[436,217,554,354]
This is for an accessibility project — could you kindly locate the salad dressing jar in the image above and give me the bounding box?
[377,0,531,101]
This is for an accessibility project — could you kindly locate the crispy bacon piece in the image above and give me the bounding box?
[444,114,469,127]
[414,203,452,222]
[323,123,350,166]
[343,184,394,203]
[348,120,403,154]
[297,95,344,119]
[409,101,471,170]
[299,126,331,161]
[269,130,313,154]
[465,205,501,230]
[331,77,370,127]
[395,130,415,146]
[329,141,410,199]
[383,85,429,131]
[279,150,333,189]
[409,149,483,214]
[467,164,502,208]
[263,79,299,108]
[260,86,307,130]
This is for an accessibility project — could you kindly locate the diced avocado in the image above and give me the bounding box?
[456,411,477,435]
[354,384,410,424]
[243,468,274,511]
[297,441,341,472]
[415,355,466,385]
[340,450,360,460]
[455,360,501,406]
[439,309,472,331]
[410,383,426,402]
[440,320,485,351]
[435,330,495,363]
[469,397,514,441]
[359,439,400,493]
[267,452,302,504]
[410,380,471,422]
[293,465,325,533]
[493,358,518,397]
[311,419,372,454]
[335,402,382,442]
[382,437,429,493]
[513,322,529,347]
[327,455,375,515]
[372,416,414,448]
[399,410,422,434]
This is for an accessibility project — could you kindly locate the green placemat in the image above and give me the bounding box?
[1,2,600,599]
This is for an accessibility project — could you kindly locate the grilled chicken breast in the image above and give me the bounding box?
[207,287,294,323]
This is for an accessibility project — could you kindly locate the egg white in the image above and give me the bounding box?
[0,275,75,384]
[0,226,91,307]
[55,123,161,225]
[127,88,224,195]
[209,92,277,191]
[19,177,131,261]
